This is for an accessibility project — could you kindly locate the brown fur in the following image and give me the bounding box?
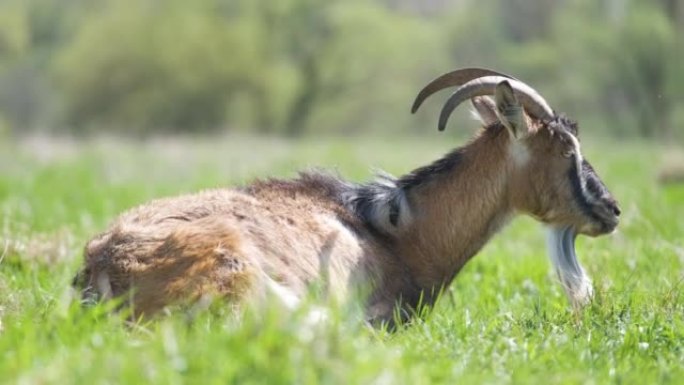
[397,126,512,288]
[79,186,411,322]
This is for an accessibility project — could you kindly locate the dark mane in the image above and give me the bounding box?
[244,170,407,236]
[397,123,508,190]
[397,148,465,190]
[548,114,578,136]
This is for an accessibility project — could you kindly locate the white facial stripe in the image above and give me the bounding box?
[567,132,582,165]
[567,133,600,205]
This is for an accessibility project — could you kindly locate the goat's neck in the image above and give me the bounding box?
[398,128,514,290]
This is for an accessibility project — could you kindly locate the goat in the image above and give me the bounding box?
[74,68,620,325]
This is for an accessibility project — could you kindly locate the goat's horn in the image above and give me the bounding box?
[438,76,554,131]
[411,68,516,114]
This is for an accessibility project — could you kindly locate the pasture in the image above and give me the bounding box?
[0,135,682,384]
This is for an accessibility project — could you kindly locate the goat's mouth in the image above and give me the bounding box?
[579,212,619,237]
[596,207,620,234]
[546,226,593,307]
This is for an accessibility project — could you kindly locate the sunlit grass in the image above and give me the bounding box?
[1,135,682,384]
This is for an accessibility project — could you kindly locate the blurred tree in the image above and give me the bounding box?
[0,1,33,132]
[53,0,442,135]
[241,0,444,136]
[0,2,29,64]
[55,0,260,133]
[500,0,561,43]
[553,0,679,138]
[618,2,677,138]
[0,0,83,133]
[0,0,679,138]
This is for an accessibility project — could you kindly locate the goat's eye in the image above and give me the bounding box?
[562,150,573,158]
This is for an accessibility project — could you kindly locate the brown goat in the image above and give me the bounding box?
[74,68,620,325]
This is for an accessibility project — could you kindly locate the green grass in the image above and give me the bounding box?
[1,134,683,384]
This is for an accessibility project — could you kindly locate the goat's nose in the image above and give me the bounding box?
[606,200,621,216]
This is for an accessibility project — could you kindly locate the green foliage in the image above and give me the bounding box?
[1,136,683,383]
[552,0,681,138]
[0,0,682,137]
[0,2,30,64]
[55,0,257,133]
[51,0,443,135]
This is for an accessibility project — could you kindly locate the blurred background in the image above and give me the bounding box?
[0,0,681,139]
[2,2,684,382]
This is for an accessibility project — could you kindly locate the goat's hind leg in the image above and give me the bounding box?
[76,217,261,318]
[130,217,263,317]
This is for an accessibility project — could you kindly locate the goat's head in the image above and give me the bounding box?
[412,68,620,305]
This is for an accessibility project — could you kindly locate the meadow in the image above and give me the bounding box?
[0,134,682,384]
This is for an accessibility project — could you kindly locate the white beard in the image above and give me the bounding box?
[546,226,594,307]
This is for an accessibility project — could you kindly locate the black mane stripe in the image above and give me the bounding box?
[244,170,402,234]
[397,148,465,190]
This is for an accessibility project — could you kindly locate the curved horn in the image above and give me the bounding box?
[411,68,516,114]
[438,76,554,131]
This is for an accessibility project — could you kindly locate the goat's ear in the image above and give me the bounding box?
[494,80,529,139]
[470,96,499,126]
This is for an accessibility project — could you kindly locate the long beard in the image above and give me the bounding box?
[546,226,593,307]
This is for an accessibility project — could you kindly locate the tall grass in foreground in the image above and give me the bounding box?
[0,135,682,384]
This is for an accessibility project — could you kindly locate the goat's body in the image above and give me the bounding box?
[79,173,418,322]
[76,68,621,321]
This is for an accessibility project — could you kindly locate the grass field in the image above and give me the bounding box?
[1,134,683,384]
